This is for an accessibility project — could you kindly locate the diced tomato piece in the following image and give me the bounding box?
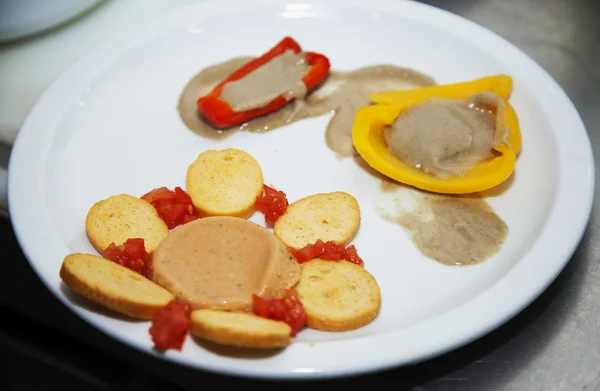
[149,300,191,351]
[173,186,194,204]
[252,289,306,336]
[141,186,197,229]
[140,187,173,204]
[288,240,365,266]
[321,241,346,260]
[288,239,325,263]
[102,238,151,277]
[343,245,364,267]
[255,184,289,225]
[155,202,189,228]
[312,239,325,255]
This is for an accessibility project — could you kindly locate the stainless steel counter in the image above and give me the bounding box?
[414,1,600,389]
[1,0,599,389]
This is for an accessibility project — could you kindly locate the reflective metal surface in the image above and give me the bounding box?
[414,0,600,389]
[1,0,599,389]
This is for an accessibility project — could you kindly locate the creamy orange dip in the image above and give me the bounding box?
[151,216,300,311]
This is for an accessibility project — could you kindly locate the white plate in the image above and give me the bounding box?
[7,0,594,380]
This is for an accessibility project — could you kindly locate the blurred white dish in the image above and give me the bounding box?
[0,0,103,42]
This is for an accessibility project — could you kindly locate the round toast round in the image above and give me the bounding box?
[295,259,381,332]
[190,309,292,349]
[60,253,174,319]
[85,193,168,254]
[274,191,360,249]
[186,148,264,218]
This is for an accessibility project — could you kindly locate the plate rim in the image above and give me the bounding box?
[7,0,595,379]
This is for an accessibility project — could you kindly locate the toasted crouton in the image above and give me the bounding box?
[85,194,168,254]
[295,259,381,332]
[60,253,174,319]
[186,148,263,218]
[274,192,360,249]
[190,309,292,349]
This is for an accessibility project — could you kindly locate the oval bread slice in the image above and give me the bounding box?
[190,309,292,349]
[85,194,168,254]
[186,148,264,218]
[274,191,360,249]
[60,253,174,319]
[296,259,381,332]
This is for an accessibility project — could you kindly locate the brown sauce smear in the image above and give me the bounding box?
[151,216,300,311]
[377,181,508,266]
[178,57,434,156]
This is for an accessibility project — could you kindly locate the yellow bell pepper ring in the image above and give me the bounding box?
[352,76,522,195]
[370,74,513,103]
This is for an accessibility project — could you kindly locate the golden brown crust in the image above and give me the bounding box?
[190,309,292,349]
[59,253,173,319]
[274,191,361,249]
[295,259,381,332]
[85,194,168,254]
[186,148,263,218]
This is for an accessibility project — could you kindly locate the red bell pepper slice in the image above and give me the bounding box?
[196,36,330,128]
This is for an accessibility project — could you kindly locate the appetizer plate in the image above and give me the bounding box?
[8,0,594,379]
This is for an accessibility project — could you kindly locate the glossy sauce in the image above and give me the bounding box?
[178,58,434,155]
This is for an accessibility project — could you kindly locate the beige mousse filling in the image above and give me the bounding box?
[384,92,508,179]
[151,216,301,311]
[220,50,309,112]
